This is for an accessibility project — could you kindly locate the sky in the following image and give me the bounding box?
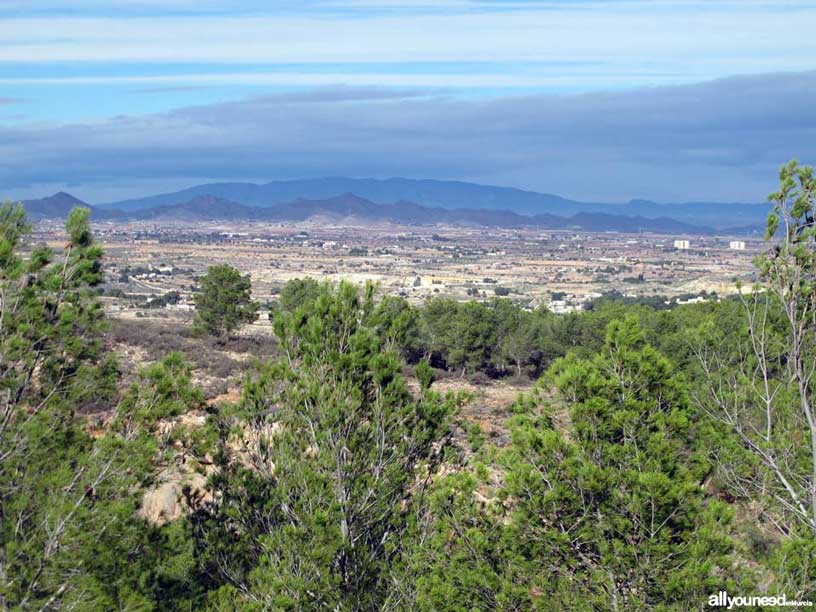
[1,0,815,204]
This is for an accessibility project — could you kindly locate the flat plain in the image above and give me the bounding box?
[34,218,762,320]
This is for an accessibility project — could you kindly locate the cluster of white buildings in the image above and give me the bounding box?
[673,239,746,251]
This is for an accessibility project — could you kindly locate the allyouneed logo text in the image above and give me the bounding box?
[709,591,813,609]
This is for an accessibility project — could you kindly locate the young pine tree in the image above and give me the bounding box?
[193,264,259,340]
[189,282,454,611]
[412,316,741,611]
[0,205,160,610]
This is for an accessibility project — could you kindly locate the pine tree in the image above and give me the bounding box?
[412,317,741,611]
[189,282,454,610]
[0,205,159,609]
[193,264,258,340]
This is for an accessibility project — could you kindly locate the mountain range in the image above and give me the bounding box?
[14,178,770,235]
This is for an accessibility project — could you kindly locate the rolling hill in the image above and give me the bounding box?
[96,177,768,229]
[84,192,713,234]
[9,179,769,234]
[20,192,95,219]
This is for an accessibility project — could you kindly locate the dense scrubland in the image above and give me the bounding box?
[2,162,816,610]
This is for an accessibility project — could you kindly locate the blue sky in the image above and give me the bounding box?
[1,0,816,203]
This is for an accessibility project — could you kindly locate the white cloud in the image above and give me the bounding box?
[2,72,815,202]
[0,71,723,89]
[1,5,814,70]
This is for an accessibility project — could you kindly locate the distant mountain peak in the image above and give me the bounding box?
[41,191,87,204]
[19,177,768,232]
[20,191,91,219]
[93,177,765,230]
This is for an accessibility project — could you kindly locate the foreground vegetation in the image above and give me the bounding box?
[1,162,815,610]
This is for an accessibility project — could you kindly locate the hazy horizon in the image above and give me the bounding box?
[2,1,816,203]
[15,172,777,207]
